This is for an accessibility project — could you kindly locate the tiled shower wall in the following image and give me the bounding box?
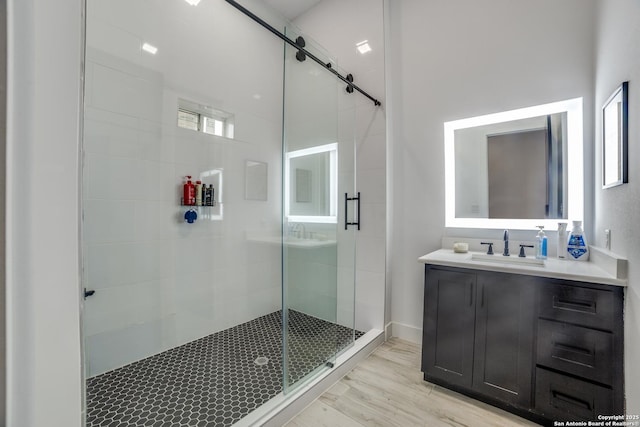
[83,0,387,377]
[82,0,286,377]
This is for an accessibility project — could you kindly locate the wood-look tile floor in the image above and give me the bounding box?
[286,338,541,427]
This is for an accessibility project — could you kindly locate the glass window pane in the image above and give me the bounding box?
[178,109,199,131]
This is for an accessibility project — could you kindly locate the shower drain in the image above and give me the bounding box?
[254,356,269,366]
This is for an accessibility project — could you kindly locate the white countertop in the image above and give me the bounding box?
[418,249,627,287]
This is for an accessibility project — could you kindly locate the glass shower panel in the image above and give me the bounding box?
[82,0,359,424]
[282,25,357,393]
[82,0,285,374]
[82,1,287,425]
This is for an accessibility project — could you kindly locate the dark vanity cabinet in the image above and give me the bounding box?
[535,280,624,421]
[422,266,535,408]
[421,264,624,424]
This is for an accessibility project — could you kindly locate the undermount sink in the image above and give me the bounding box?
[471,252,545,266]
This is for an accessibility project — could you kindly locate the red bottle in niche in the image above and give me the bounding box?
[183,176,195,205]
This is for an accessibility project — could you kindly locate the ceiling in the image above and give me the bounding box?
[262,0,323,21]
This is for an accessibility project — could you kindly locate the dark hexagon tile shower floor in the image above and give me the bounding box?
[86,310,364,427]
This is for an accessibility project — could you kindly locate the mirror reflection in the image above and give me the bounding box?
[454,112,567,219]
[285,143,337,223]
[444,98,584,230]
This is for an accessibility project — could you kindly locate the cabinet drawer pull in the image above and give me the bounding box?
[553,297,596,314]
[469,282,473,306]
[553,342,592,356]
[551,390,592,411]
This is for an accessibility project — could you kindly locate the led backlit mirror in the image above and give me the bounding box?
[444,98,584,230]
[285,143,337,223]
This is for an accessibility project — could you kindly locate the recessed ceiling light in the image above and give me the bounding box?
[142,43,158,55]
[356,40,372,54]
[184,0,201,5]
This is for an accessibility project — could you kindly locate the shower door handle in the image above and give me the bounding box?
[345,192,361,230]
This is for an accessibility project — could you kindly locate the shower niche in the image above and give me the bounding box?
[179,169,223,222]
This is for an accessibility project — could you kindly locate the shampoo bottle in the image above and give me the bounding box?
[195,180,203,206]
[557,222,568,259]
[205,185,213,206]
[567,220,589,261]
[183,176,195,206]
[535,226,548,260]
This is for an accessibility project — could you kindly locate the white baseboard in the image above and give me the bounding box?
[385,321,422,345]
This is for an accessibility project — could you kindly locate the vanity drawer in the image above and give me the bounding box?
[539,282,615,330]
[535,368,613,422]
[537,319,614,385]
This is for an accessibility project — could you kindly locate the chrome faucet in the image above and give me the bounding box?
[291,223,306,239]
[503,229,510,256]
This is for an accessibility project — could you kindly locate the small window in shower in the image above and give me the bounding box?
[178,109,199,131]
[177,98,235,139]
[202,115,228,137]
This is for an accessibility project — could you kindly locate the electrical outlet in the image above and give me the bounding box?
[605,229,611,250]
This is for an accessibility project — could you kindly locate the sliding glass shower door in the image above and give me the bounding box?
[81,0,359,424]
[281,25,357,393]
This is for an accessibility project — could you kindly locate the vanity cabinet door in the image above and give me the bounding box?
[473,272,535,407]
[422,268,476,389]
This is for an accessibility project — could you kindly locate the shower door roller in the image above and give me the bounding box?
[345,74,354,94]
[345,192,361,230]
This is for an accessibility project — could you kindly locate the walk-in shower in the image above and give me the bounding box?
[81,0,381,425]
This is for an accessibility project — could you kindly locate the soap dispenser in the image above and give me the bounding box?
[535,226,548,260]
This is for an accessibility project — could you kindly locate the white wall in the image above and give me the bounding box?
[386,0,596,340]
[594,0,640,414]
[6,0,83,426]
[0,0,6,420]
